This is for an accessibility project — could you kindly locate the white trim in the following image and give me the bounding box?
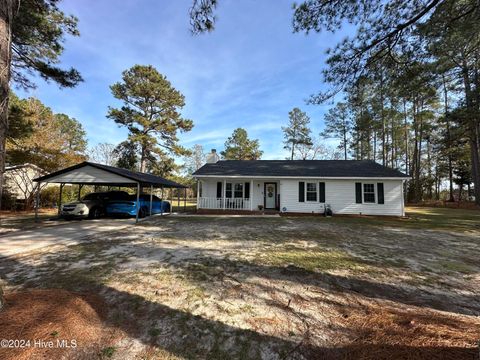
[194,175,410,180]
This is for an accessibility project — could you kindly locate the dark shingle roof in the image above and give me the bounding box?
[34,161,187,188]
[193,160,408,178]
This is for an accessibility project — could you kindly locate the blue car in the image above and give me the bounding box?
[105,194,171,218]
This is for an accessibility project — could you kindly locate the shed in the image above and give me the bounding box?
[33,161,188,222]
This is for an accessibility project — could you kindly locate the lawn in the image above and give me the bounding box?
[0,207,479,359]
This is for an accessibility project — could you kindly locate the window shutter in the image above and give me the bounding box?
[216,182,222,198]
[377,183,384,204]
[319,182,325,203]
[299,182,305,202]
[244,182,250,199]
[355,182,362,204]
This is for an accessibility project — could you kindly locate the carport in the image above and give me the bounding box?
[33,161,188,223]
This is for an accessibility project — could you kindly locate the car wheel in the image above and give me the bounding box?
[89,207,101,219]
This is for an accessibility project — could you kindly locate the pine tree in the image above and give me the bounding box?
[282,108,312,160]
[221,128,262,160]
[321,102,351,160]
[107,65,193,173]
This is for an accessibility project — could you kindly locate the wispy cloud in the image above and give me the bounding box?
[16,0,346,162]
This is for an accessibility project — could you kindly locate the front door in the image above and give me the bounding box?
[264,183,277,209]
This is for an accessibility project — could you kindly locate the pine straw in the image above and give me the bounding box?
[321,304,480,360]
[0,289,119,360]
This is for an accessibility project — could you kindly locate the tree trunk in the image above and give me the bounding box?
[0,1,14,211]
[461,59,480,205]
[380,72,386,166]
[441,75,454,202]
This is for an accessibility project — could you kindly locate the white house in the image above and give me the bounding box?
[193,152,409,216]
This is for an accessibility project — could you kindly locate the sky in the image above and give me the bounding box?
[17,0,348,161]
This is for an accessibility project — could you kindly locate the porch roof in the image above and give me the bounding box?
[193,160,408,179]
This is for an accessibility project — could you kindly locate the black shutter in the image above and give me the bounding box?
[355,182,362,203]
[299,182,305,202]
[377,183,384,204]
[319,182,325,203]
[216,182,222,198]
[244,182,250,199]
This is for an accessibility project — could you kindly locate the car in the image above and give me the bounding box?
[60,191,130,219]
[105,194,171,218]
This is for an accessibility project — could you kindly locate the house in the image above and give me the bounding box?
[193,152,409,216]
[2,164,49,209]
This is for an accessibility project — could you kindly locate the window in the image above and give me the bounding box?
[225,182,245,198]
[363,183,375,203]
[234,183,243,198]
[306,182,317,201]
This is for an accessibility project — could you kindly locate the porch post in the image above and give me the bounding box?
[135,182,140,223]
[222,179,226,210]
[35,182,41,222]
[196,180,200,209]
[250,180,253,211]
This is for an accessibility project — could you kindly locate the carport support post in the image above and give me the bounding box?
[184,188,186,212]
[177,189,180,211]
[58,183,64,217]
[135,182,140,223]
[149,185,153,216]
[77,184,83,200]
[35,182,41,222]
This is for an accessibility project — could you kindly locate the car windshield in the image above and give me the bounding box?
[83,193,100,201]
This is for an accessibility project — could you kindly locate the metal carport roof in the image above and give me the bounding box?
[34,161,187,188]
[33,161,188,223]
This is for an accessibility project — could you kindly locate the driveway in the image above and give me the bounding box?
[0,218,135,258]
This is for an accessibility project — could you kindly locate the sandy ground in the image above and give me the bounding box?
[0,218,136,258]
[0,210,479,359]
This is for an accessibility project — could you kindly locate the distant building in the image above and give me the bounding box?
[3,164,48,209]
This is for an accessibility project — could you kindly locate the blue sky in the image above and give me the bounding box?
[17,0,347,161]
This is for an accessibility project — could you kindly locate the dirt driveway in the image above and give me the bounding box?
[0,218,135,258]
[0,208,479,359]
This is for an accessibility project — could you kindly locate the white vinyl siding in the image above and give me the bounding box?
[280,179,403,216]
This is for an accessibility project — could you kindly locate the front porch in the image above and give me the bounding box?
[196,178,280,211]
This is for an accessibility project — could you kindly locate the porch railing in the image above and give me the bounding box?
[198,197,251,210]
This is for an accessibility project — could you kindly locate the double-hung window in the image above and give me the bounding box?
[363,183,375,203]
[226,183,232,198]
[234,183,243,198]
[306,182,317,201]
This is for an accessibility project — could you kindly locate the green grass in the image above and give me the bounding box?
[258,248,371,273]
[322,206,480,233]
